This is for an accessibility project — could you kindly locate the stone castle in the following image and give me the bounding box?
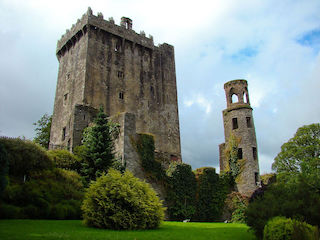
[49,8,181,174]
[49,8,259,197]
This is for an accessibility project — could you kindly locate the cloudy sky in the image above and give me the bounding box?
[1,0,319,174]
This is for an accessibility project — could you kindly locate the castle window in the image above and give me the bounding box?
[66,73,70,80]
[253,147,257,160]
[119,92,124,100]
[62,127,66,141]
[232,118,238,129]
[246,117,252,128]
[255,172,259,185]
[64,93,68,101]
[150,86,154,96]
[117,71,124,78]
[67,139,71,150]
[237,148,243,159]
[115,43,121,52]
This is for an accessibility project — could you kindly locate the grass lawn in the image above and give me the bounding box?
[0,220,257,240]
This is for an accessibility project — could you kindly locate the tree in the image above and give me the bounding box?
[272,123,320,192]
[81,106,115,182]
[33,113,52,149]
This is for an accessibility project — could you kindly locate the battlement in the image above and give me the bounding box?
[56,7,155,58]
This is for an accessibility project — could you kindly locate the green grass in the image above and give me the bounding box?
[0,220,257,240]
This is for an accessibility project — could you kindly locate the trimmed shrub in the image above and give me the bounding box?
[166,162,197,221]
[47,149,81,172]
[82,169,164,230]
[263,216,319,240]
[0,137,52,179]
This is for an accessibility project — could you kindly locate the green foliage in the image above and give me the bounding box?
[82,169,164,230]
[245,180,320,239]
[193,167,229,221]
[272,123,320,192]
[0,168,84,219]
[0,142,9,196]
[81,106,116,182]
[33,113,52,149]
[166,162,197,221]
[246,124,320,239]
[263,216,319,240]
[47,149,81,172]
[134,133,166,181]
[0,137,53,180]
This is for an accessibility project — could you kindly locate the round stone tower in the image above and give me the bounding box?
[219,79,260,196]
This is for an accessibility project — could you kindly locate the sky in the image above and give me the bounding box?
[1,0,320,174]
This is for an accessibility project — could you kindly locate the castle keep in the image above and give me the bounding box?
[219,80,260,196]
[49,8,181,166]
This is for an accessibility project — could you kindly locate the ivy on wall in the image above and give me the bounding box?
[133,133,166,181]
[224,132,246,183]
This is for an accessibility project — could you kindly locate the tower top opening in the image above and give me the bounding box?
[224,79,250,108]
[121,17,133,29]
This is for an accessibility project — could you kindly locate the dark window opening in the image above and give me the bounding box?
[115,43,121,52]
[67,73,70,79]
[67,139,71,150]
[117,71,124,78]
[255,172,259,185]
[150,86,154,96]
[119,92,124,100]
[83,114,86,120]
[246,117,252,128]
[253,147,257,160]
[237,148,243,159]
[64,93,68,101]
[62,127,66,141]
[232,118,238,129]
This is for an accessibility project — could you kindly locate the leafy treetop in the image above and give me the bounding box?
[33,113,52,149]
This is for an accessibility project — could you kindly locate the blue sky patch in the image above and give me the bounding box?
[297,29,320,52]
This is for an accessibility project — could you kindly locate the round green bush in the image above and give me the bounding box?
[263,216,319,240]
[82,169,165,230]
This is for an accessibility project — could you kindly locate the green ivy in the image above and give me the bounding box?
[133,134,166,181]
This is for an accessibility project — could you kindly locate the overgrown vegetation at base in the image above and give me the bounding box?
[193,167,231,222]
[0,220,258,240]
[166,162,197,221]
[263,217,319,240]
[82,169,164,230]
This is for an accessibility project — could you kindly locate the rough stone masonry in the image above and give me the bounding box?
[49,8,182,175]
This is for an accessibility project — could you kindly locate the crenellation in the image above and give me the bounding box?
[56,8,155,59]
